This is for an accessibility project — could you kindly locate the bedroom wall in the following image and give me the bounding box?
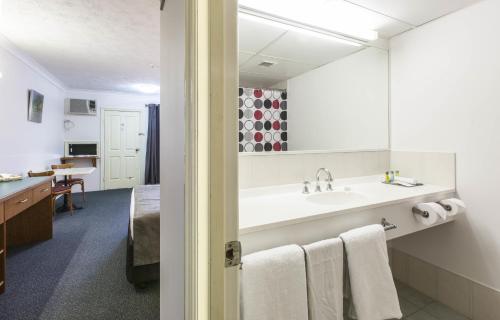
[0,32,159,193]
[0,34,66,175]
[64,89,159,192]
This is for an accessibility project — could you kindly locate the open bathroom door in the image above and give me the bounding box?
[185,0,239,319]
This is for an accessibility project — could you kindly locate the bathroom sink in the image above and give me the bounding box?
[305,190,367,206]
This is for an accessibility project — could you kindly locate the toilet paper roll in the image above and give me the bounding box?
[413,202,446,225]
[439,198,466,217]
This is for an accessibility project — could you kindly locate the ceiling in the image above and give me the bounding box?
[0,0,160,94]
[239,0,483,89]
[0,0,483,92]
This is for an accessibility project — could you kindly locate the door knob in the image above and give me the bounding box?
[136,148,140,152]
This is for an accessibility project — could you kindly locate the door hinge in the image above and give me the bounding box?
[225,240,242,269]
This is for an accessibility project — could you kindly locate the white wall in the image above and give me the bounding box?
[287,47,389,151]
[64,89,159,191]
[0,35,65,174]
[160,2,185,319]
[0,32,159,192]
[390,0,500,291]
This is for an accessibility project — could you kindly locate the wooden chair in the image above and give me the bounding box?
[28,170,74,215]
[51,163,86,204]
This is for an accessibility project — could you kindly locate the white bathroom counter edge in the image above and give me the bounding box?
[239,177,455,235]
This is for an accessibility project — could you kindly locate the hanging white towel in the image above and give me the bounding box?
[340,225,402,320]
[240,245,309,320]
[303,238,344,320]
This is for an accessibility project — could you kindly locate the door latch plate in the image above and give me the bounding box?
[225,241,242,268]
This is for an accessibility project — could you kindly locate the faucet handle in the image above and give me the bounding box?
[315,182,322,193]
[326,182,333,191]
[302,180,311,194]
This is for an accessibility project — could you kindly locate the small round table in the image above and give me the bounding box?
[52,167,96,213]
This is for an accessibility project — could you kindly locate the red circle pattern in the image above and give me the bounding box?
[272,121,280,130]
[272,100,280,109]
[273,142,281,151]
[254,89,263,98]
[254,110,263,120]
[254,132,263,142]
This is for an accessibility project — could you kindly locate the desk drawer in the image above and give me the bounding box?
[33,183,51,204]
[5,191,33,220]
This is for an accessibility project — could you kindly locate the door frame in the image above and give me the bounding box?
[184,0,239,318]
[100,107,147,190]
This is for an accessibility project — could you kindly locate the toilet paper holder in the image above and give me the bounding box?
[437,201,453,211]
[412,201,453,218]
[412,207,430,218]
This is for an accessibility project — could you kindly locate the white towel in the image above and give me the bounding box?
[303,238,344,320]
[340,225,402,320]
[240,245,308,320]
[394,176,418,185]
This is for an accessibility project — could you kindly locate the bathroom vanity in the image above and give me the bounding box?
[239,175,456,255]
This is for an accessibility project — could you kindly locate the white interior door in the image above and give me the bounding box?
[104,110,142,189]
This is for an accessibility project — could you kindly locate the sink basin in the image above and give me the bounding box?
[306,190,367,206]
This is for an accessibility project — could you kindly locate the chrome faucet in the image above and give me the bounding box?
[315,168,334,192]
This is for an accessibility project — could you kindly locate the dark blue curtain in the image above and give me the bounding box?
[145,104,160,184]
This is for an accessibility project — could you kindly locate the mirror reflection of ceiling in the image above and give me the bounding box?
[239,0,482,89]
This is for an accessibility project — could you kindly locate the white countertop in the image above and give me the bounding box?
[239,175,455,234]
[53,167,96,176]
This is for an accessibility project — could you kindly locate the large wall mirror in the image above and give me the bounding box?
[238,8,389,153]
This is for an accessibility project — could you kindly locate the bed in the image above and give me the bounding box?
[126,185,160,287]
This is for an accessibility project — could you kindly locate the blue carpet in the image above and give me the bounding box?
[0,189,159,320]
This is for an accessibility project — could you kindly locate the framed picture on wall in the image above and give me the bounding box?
[27,89,44,123]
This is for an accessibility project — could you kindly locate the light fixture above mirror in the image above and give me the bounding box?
[239,12,363,47]
[239,0,379,41]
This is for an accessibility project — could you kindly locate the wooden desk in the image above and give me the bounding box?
[0,177,53,294]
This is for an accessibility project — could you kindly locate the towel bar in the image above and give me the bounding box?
[412,207,430,218]
[381,218,397,231]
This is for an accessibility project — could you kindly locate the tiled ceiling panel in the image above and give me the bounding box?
[260,31,362,67]
[239,18,287,53]
[240,72,285,89]
[240,55,315,79]
[239,51,255,66]
[348,0,483,26]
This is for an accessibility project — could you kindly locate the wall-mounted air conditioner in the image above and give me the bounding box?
[65,98,97,116]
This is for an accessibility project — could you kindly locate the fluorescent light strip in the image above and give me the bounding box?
[239,0,379,41]
[131,83,160,94]
[239,12,362,47]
